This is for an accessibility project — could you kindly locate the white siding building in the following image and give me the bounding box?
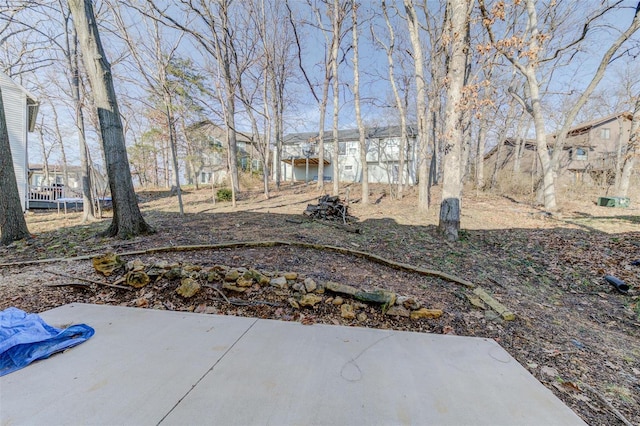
[279,126,419,185]
[0,71,39,211]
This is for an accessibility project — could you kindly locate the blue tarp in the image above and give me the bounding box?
[0,307,94,376]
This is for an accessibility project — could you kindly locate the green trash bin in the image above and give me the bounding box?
[597,196,630,207]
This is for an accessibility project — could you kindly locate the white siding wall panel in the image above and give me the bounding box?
[0,72,29,211]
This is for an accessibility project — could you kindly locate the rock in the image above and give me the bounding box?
[244,269,260,280]
[223,282,246,293]
[325,281,358,296]
[258,274,271,286]
[126,259,145,272]
[396,296,421,310]
[340,304,356,320]
[165,268,183,280]
[410,308,443,320]
[385,306,411,317]
[224,269,240,282]
[270,276,288,289]
[176,278,201,298]
[212,265,228,273]
[465,294,486,309]
[183,264,202,272]
[236,277,254,287]
[284,272,298,280]
[292,282,306,293]
[356,313,368,322]
[299,294,323,307]
[205,271,222,282]
[355,290,396,306]
[325,297,334,304]
[473,288,515,321]
[304,278,317,293]
[288,298,300,309]
[332,296,344,305]
[541,366,558,378]
[314,282,325,294]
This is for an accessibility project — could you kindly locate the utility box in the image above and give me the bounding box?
[597,196,630,208]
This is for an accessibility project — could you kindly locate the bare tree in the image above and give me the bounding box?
[403,0,429,210]
[351,0,368,204]
[480,0,638,211]
[69,0,153,238]
[58,0,95,222]
[438,0,472,241]
[379,1,412,199]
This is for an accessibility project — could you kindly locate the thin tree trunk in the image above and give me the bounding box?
[69,0,153,238]
[404,0,429,211]
[164,98,184,215]
[331,0,343,196]
[68,27,95,222]
[380,0,408,199]
[351,1,368,204]
[0,87,31,245]
[476,116,488,188]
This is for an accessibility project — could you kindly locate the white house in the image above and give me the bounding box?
[279,125,419,185]
[0,71,39,211]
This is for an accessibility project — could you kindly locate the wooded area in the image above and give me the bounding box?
[1,0,639,244]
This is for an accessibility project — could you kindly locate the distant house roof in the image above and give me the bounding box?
[483,137,537,160]
[284,125,418,145]
[0,70,39,132]
[189,120,253,143]
[564,112,633,136]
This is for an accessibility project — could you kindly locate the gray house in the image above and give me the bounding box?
[0,71,39,211]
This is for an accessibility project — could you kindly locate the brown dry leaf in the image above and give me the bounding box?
[561,381,581,392]
[300,314,316,325]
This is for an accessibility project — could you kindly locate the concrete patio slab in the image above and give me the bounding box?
[0,303,586,425]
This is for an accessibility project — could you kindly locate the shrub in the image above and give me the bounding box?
[216,188,233,201]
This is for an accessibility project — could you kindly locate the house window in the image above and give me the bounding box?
[601,128,610,139]
[575,147,587,161]
[339,142,347,155]
[344,165,353,171]
[200,172,212,183]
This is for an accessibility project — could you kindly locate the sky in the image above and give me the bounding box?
[6,0,640,168]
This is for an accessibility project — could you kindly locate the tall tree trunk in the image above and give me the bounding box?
[316,74,330,191]
[0,88,31,245]
[381,0,408,199]
[36,119,50,186]
[404,0,429,211]
[439,0,471,241]
[69,0,153,238]
[614,115,625,190]
[69,28,95,222]
[351,0,368,204]
[476,116,488,188]
[164,97,184,215]
[331,0,343,196]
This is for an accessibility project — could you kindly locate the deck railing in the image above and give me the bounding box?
[28,185,82,201]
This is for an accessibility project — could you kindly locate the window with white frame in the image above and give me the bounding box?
[339,142,347,155]
[575,147,587,161]
[600,128,610,139]
[366,139,379,162]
